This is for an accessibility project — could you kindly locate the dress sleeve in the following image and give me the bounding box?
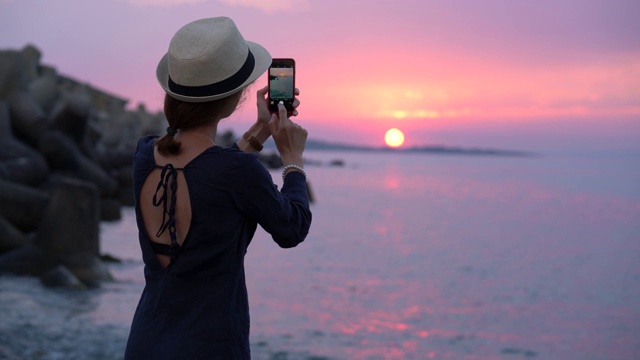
[228,157,312,248]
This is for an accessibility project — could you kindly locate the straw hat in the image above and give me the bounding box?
[156,17,272,102]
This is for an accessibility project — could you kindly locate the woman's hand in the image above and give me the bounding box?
[269,101,307,167]
[238,86,301,153]
[255,86,272,127]
[256,86,300,127]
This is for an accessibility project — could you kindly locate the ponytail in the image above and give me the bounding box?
[156,127,181,156]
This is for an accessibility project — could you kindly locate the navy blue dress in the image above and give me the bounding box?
[124,136,312,359]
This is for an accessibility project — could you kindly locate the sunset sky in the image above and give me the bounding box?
[1,0,639,151]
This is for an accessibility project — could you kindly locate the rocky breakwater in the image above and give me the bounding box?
[0,44,166,288]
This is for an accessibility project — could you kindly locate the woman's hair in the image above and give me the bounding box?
[156,89,246,156]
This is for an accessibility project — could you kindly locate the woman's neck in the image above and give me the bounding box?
[176,123,218,146]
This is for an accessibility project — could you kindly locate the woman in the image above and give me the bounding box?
[124,17,312,359]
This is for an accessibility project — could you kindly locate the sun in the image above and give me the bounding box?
[384,128,405,148]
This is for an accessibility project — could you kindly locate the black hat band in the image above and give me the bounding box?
[168,49,255,98]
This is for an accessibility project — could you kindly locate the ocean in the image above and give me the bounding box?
[1,149,639,360]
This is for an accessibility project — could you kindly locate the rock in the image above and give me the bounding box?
[98,150,133,172]
[81,114,103,162]
[216,130,235,147]
[0,136,50,186]
[0,177,113,287]
[0,215,30,254]
[260,152,284,169]
[0,103,49,186]
[0,344,20,360]
[100,197,122,221]
[20,44,42,83]
[100,253,122,263]
[0,101,11,137]
[0,179,48,232]
[0,44,144,287]
[0,102,50,186]
[115,166,134,207]
[40,265,85,289]
[35,177,100,258]
[0,244,49,276]
[60,254,112,288]
[39,64,58,78]
[34,176,114,284]
[101,111,139,153]
[136,104,165,138]
[39,130,118,196]
[28,74,60,113]
[0,49,28,100]
[7,91,48,146]
[48,89,92,144]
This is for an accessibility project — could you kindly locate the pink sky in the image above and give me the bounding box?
[1,0,639,151]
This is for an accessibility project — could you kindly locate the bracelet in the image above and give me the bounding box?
[243,132,263,152]
[282,164,306,182]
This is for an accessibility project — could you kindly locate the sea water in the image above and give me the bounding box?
[0,149,638,360]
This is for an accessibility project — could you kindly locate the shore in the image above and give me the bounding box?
[0,272,337,360]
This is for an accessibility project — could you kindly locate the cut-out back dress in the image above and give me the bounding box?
[124,136,312,359]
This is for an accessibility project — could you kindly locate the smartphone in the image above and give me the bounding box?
[268,58,296,112]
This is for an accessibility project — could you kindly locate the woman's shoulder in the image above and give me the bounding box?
[134,138,265,176]
[195,145,263,172]
[136,135,159,152]
[134,135,159,163]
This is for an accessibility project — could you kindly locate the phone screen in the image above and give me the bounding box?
[268,59,295,112]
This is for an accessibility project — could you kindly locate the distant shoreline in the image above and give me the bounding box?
[264,138,537,157]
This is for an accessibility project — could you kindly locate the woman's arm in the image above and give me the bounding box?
[236,86,300,153]
[230,95,311,247]
[236,120,271,153]
[229,158,312,248]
